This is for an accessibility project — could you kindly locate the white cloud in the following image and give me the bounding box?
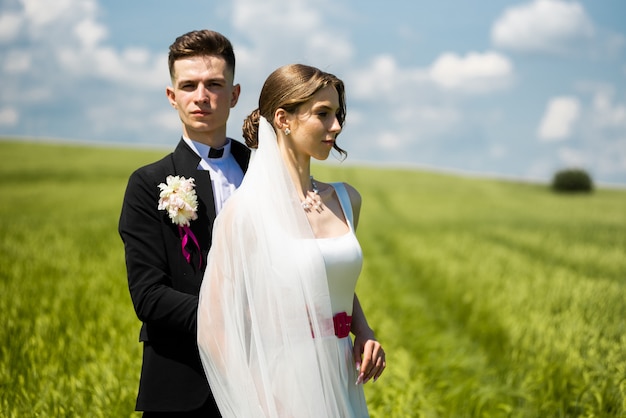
[550,85,626,181]
[590,90,626,129]
[538,96,581,141]
[74,18,108,48]
[605,34,626,57]
[397,104,459,125]
[492,0,594,54]
[57,46,168,89]
[231,0,353,74]
[153,110,181,133]
[308,33,353,68]
[349,54,453,104]
[377,132,403,151]
[0,107,19,126]
[343,60,464,153]
[21,0,78,26]
[3,50,31,73]
[0,13,23,43]
[350,55,403,99]
[429,51,513,92]
[233,0,320,35]
[343,51,509,157]
[0,0,169,90]
[18,0,100,45]
[84,94,177,139]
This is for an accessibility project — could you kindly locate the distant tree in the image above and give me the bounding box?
[551,169,593,193]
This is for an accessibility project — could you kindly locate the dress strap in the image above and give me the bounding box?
[331,182,353,229]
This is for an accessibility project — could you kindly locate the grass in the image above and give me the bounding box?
[1,139,625,417]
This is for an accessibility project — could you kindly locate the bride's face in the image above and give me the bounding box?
[289,86,342,161]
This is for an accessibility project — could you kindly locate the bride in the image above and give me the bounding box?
[197,63,386,417]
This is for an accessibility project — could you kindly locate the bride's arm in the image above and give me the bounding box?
[351,294,386,384]
[344,184,385,383]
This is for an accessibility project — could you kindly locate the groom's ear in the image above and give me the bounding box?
[230,84,240,108]
[166,86,177,108]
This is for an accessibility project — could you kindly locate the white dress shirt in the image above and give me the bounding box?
[183,137,244,214]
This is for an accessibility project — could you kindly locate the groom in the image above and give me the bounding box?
[119,30,250,416]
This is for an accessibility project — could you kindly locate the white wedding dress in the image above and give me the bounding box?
[315,182,369,417]
[197,117,369,417]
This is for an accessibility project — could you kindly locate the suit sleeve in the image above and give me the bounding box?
[119,167,199,337]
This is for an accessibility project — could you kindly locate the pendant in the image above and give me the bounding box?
[302,176,322,212]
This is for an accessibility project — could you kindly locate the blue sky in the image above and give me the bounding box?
[1,0,625,185]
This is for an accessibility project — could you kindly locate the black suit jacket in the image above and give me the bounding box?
[119,139,250,412]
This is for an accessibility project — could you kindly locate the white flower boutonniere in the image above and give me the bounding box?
[158,175,199,227]
[157,175,201,266]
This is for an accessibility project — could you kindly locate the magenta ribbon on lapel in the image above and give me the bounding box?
[178,226,202,268]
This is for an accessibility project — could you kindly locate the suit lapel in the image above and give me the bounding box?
[231,139,251,173]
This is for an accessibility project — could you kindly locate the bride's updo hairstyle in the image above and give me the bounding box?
[242,64,347,159]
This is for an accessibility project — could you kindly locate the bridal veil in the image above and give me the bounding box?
[197,117,347,417]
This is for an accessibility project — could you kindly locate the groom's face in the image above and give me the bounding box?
[166,55,240,145]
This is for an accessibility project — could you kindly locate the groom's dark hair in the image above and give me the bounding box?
[168,29,236,80]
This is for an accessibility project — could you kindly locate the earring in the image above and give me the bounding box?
[284,127,291,135]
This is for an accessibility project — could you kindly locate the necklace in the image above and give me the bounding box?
[302,176,322,212]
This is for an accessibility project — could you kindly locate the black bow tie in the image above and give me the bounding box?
[208,147,224,159]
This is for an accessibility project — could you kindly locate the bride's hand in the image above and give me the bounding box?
[353,331,386,384]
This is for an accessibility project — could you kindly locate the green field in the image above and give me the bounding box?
[1,140,624,417]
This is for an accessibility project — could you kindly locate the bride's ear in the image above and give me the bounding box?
[274,109,288,130]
